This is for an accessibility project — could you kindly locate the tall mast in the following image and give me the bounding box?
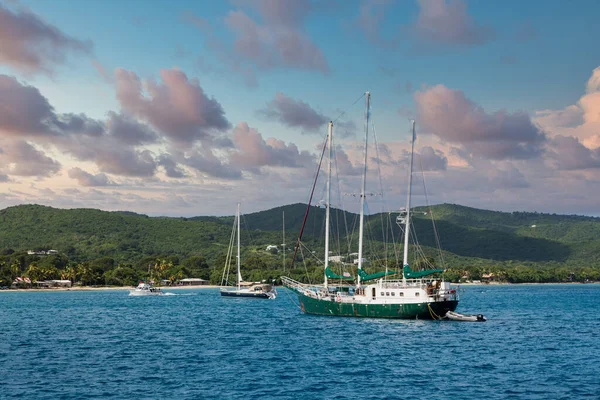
[282,211,285,273]
[237,202,242,290]
[324,121,333,288]
[403,121,416,284]
[357,92,370,287]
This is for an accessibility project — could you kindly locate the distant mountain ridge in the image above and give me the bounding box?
[1,203,599,268]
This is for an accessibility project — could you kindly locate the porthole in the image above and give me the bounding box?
[400,292,404,296]
[386,292,389,296]
[391,292,395,296]
[381,292,384,296]
[415,292,420,297]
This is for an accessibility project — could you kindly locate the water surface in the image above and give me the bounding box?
[0,284,597,399]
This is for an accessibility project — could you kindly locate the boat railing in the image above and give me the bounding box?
[281,276,306,291]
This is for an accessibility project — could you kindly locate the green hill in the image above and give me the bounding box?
[0,203,599,286]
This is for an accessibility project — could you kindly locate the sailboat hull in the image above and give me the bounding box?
[220,290,271,299]
[294,290,458,319]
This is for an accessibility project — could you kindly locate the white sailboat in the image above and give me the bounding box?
[220,203,277,299]
[282,92,458,318]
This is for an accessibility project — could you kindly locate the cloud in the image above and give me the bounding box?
[0,74,104,138]
[115,68,231,146]
[157,154,187,178]
[68,167,114,186]
[489,162,530,189]
[61,137,158,177]
[418,146,447,171]
[414,84,546,159]
[186,1,328,85]
[0,74,57,136]
[92,59,113,83]
[549,135,600,171]
[0,3,92,75]
[228,122,315,171]
[534,66,600,149]
[179,147,243,180]
[258,92,328,132]
[411,0,494,47]
[0,140,61,177]
[106,112,160,146]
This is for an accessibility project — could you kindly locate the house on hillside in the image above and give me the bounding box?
[179,278,209,286]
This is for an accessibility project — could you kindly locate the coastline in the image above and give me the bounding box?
[0,285,223,293]
[2,281,598,293]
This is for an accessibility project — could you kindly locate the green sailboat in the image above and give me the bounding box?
[282,92,458,319]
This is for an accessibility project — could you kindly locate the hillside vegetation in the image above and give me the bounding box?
[1,203,599,287]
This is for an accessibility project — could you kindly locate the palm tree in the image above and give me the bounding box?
[61,266,77,283]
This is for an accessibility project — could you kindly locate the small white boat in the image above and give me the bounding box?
[129,282,165,296]
[220,283,277,299]
[445,311,486,322]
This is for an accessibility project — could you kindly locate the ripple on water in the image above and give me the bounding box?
[0,285,598,399]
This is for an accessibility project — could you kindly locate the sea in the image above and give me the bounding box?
[0,284,598,399]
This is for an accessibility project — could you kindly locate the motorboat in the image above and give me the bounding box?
[129,282,165,296]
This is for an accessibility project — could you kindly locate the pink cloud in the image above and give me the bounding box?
[68,167,114,186]
[414,84,546,159]
[115,68,231,146]
[0,139,61,177]
[0,3,92,75]
[229,122,314,170]
[411,0,494,47]
[534,66,600,150]
[258,92,328,132]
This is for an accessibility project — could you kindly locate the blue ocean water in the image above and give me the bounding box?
[0,284,598,399]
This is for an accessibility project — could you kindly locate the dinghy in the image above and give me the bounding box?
[445,311,486,322]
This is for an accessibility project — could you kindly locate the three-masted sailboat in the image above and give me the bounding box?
[282,92,458,318]
[220,203,277,299]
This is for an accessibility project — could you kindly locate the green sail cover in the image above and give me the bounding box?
[403,264,444,279]
[325,267,354,281]
[358,269,397,281]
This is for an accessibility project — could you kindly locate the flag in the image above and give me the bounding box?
[343,271,351,277]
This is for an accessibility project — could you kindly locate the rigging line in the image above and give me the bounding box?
[222,216,237,285]
[290,132,328,271]
[332,92,366,124]
[370,114,389,270]
[419,158,446,269]
[331,137,344,265]
[332,148,352,257]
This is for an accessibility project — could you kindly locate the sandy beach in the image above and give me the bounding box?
[0,285,223,293]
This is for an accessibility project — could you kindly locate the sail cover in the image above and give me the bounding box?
[358,269,396,281]
[403,265,444,279]
[325,267,354,281]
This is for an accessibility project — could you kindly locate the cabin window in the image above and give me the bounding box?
[415,292,420,297]
[391,292,395,296]
[386,292,389,296]
[399,292,404,296]
[381,292,385,296]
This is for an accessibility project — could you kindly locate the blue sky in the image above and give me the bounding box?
[1,0,600,216]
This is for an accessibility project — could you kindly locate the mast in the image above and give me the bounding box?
[236,202,242,290]
[357,92,370,287]
[324,121,333,288]
[282,211,285,273]
[403,120,416,284]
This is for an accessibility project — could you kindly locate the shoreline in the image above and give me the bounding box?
[2,281,598,293]
[0,285,223,293]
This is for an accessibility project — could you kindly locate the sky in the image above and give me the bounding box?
[1,0,600,217]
